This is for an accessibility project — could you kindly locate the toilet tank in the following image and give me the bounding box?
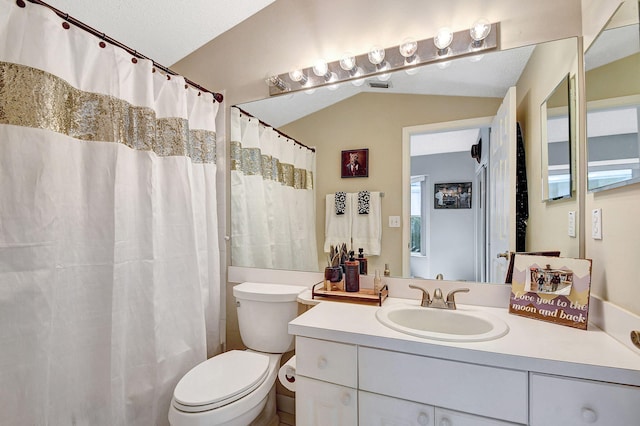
[233,282,304,353]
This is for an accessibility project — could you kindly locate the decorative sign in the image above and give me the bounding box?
[509,254,592,330]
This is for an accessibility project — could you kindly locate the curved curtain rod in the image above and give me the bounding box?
[234,106,316,153]
[22,0,224,103]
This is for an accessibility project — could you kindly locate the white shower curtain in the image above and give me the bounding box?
[0,1,221,425]
[231,107,318,271]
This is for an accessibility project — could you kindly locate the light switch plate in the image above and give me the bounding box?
[568,211,576,237]
[388,216,400,228]
[592,208,602,239]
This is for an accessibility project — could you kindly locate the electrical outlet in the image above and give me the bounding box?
[388,216,400,228]
[568,211,576,237]
[592,208,602,240]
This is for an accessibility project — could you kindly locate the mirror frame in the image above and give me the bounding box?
[540,73,575,201]
[584,2,640,193]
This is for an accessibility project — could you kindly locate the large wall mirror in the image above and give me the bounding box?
[585,1,640,192]
[540,74,575,201]
[235,37,579,284]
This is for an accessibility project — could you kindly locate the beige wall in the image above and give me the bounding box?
[515,38,581,259]
[281,93,502,275]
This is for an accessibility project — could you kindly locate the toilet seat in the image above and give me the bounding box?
[173,350,270,413]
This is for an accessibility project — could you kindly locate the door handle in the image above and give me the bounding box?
[497,251,510,259]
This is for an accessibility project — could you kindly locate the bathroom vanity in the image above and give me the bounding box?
[288,298,640,425]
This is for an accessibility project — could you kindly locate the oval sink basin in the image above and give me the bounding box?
[376,304,509,342]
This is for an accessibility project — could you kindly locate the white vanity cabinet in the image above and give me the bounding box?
[295,337,528,425]
[295,337,358,425]
[530,373,640,425]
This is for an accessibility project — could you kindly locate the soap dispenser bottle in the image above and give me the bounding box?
[357,248,368,275]
[344,251,360,292]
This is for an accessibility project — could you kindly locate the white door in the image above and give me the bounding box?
[488,87,517,283]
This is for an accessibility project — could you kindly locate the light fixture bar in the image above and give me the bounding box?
[267,22,499,96]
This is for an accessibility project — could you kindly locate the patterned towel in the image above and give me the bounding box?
[358,191,370,214]
[335,191,346,215]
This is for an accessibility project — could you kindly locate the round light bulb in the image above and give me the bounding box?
[312,60,329,77]
[351,78,365,87]
[470,19,491,42]
[434,27,453,50]
[399,38,418,58]
[288,69,308,84]
[377,72,391,82]
[368,46,386,65]
[264,73,289,91]
[340,53,356,71]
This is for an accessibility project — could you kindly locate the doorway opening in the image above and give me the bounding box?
[402,117,493,280]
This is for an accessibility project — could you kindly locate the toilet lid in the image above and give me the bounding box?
[173,350,270,410]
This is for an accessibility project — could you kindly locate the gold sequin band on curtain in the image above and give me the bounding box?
[0,61,216,163]
[230,140,313,189]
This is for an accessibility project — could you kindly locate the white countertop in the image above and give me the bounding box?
[289,297,640,387]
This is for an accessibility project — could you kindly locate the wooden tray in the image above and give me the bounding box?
[311,281,388,306]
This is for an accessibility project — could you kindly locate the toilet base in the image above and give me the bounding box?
[249,386,278,426]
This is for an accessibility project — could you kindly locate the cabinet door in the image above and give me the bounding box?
[530,373,640,425]
[435,408,522,426]
[296,376,357,426]
[359,391,434,425]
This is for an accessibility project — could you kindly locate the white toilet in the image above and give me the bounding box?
[168,282,304,426]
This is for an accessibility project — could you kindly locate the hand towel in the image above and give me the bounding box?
[357,190,370,214]
[324,193,352,253]
[351,191,381,255]
[335,191,346,215]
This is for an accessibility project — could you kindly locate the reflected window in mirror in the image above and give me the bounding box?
[541,74,574,201]
[587,99,640,190]
[410,176,428,257]
[585,1,640,192]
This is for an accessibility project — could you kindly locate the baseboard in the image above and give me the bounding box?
[276,394,295,416]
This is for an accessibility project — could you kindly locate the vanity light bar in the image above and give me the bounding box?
[267,22,500,96]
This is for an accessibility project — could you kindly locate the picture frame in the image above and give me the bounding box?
[341,148,369,178]
[434,182,472,209]
[509,254,592,330]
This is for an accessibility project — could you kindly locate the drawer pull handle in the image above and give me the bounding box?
[581,407,597,423]
[317,356,328,369]
[340,392,351,406]
[417,412,429,425]
[439,418,452,426]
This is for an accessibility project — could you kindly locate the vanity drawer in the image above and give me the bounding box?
[296,337,357,388]
[359,390,435,425]
[530,373,640,425]
[359,347,528,424]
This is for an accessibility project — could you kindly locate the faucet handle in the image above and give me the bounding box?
[445,288,470,309]
[409,284,431,307]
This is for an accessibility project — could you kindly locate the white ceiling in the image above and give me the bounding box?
[43,0,276,66]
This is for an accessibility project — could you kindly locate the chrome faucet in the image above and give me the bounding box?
[409,285,470,310]
[409,284,431,307]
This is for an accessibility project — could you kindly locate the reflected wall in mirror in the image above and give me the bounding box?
[585,1,640,192]
[235,38,580,284]
[540,74,574,201]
